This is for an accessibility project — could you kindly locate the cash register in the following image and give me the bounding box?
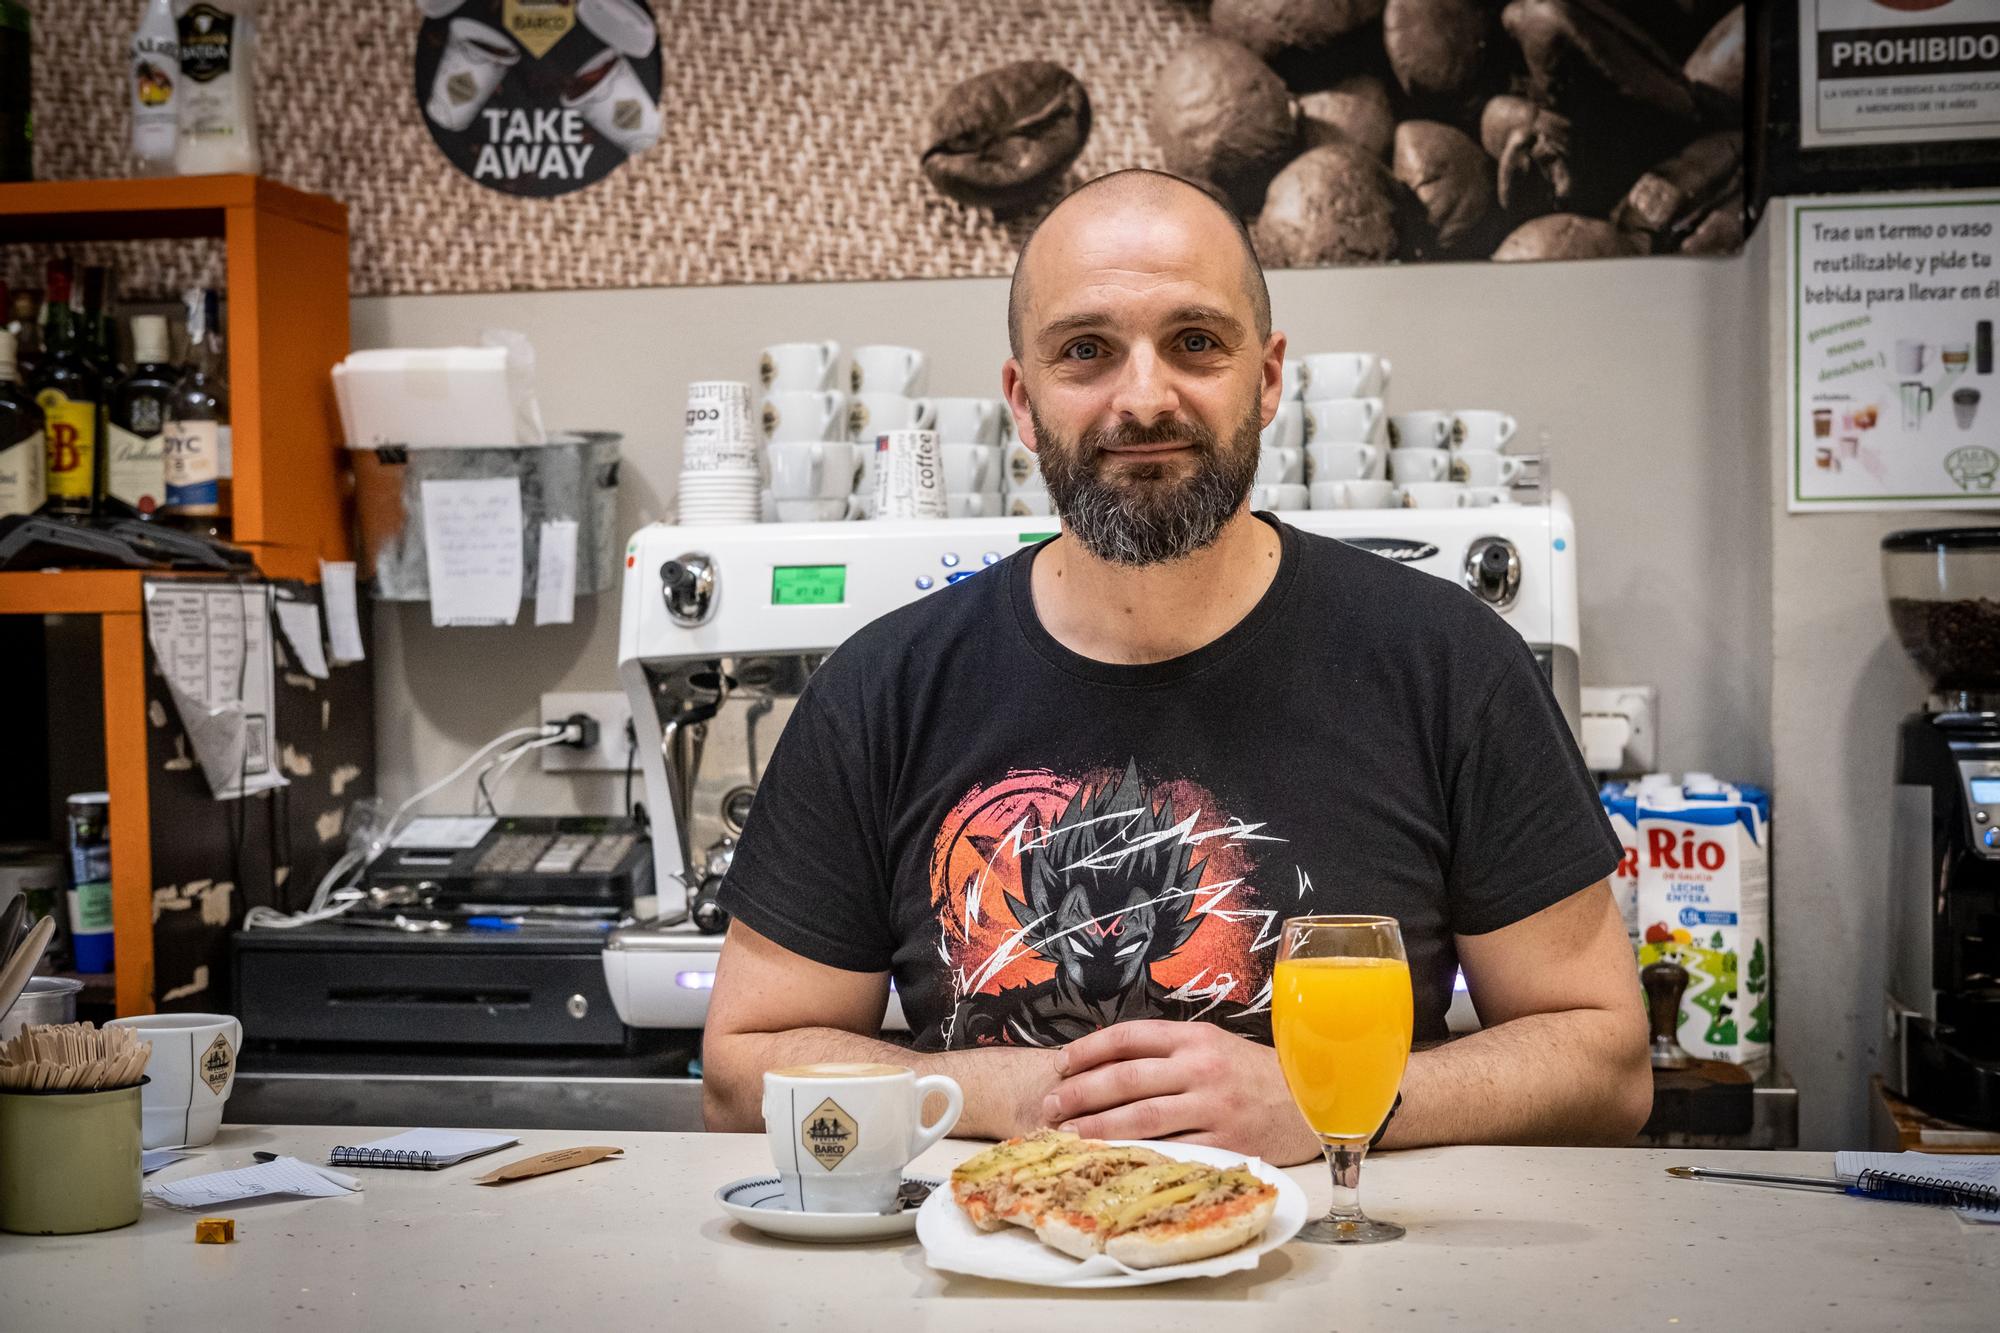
[233,815,651,1048]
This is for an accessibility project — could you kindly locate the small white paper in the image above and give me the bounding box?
[142,1148,194,1174]
[391,815,497,850]
[421,477,523,628]
[534,519,578,626]
[273,599,330,680]
[319,560,367,663]
[144,1157,360,1210]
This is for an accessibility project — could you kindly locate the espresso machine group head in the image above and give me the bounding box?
[1882,527,2000,1129]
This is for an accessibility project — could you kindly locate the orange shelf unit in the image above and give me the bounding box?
[0,176,356,1014]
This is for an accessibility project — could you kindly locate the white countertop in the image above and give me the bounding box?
[2,1127,1995,1331]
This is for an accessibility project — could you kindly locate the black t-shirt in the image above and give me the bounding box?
[719,516,1619,1051]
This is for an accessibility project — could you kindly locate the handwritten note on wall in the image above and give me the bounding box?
[421,478,525,626]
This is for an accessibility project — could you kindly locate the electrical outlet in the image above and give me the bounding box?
[1580,685,1658,775]
[539,690,635,773]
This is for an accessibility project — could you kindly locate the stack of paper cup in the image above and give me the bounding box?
[872,429,948,520]
[678,381,761,525]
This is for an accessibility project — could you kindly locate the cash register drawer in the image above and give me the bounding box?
[233,931,627,1047]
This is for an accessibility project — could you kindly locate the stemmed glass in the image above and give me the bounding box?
[1271,915,1414,1244]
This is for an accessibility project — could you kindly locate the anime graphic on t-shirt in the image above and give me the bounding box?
[927,759,1293,1048]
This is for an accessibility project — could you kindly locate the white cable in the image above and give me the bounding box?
[244,724,557,930]
[477,734,569,814]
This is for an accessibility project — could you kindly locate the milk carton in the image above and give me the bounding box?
[1598,781,1640,949]
[1634,782,1771,1067]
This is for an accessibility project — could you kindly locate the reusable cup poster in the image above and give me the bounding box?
[1787,191,2000,511]
[415,0,663,198]
[1799,0,2000,149]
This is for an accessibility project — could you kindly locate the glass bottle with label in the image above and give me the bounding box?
[80,264,121,375]
[162,288,231,536]
[31,260,105,517]
[174,0,259,176]
[107,315,176,517]
[0,328,45,519]
[131,0,180,175]
[8,284,41,387]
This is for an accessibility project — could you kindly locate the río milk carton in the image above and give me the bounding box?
[1634,779,1772,1067]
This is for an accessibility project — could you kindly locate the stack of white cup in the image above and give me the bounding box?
[930,397,1004,518]
[678,381,762,525]
[1297,352,1395,510]
[847,344,934,518]
[1001,413,1053,517]
[1386,409,1523,509]
[759,341,854,522]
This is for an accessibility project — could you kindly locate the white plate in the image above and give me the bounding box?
[916,1140,1307,1289]
[715,1173,943,1243]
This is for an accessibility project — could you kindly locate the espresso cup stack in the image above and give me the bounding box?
[929,397,1006,519]
[678,380,762,525]
[759,341,852,521]
[1294,352,1395,510]
[1000,412,1055,517]
[1384,408,1525,510]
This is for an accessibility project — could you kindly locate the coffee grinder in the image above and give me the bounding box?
[1882,527,2000,1128]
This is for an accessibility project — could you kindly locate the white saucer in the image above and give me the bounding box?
[716,1173,944,1242]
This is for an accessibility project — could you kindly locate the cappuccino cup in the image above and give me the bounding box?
[769,441,859,500]
[1450,410,1517,451]
[940,442,999,493]
[762,390,847,443]
[763,1063,962,1213]
[851,345,929,396]
[931,397,1003,446]
[106,1012,242,1149]
[1256,445,1303,485]
[1306,441,1379,483]
[1449,450,1524,487]
[1387,411,1451,450]
[760,341,841,393]
[1249,482,1308,511]
[1303,396,1383,445]
[849,393,936,441]
[1300,352,1391,398]
[1311,479,1396,509]
[1260,401,1305,451]
[1389,447,1452,483]
[1396,481,1470,509]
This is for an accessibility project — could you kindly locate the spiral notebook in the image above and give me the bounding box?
[329,1129,518,1170]
[1835,1151,2000,1222]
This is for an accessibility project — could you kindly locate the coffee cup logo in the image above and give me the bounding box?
[1386,421,1401,448]
[759,353,776,387]
[200,1032,234,1094]
[761,402,780,438]
[503,0,574,59]
[849,401,869,437]
[1449,456,1469,482]
[802,1098,858,1170]
[1450,418,1466,446]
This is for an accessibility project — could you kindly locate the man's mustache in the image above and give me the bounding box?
[1079,417,1221,455]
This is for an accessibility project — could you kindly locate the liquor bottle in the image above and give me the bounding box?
[162,288,231,535]
[131,0,180,176]
[31,261,106,517]
[107,315,176,517]
[80,266,120,375]
[0,329,45,518]
[7,286,41,386]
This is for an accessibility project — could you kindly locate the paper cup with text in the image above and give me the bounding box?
[106,1012,241,1149]
[872,429,948,519]
[763,1063,962,1213]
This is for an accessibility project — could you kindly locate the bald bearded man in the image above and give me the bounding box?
[702,170,1650,1163]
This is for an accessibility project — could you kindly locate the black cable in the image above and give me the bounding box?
[622,722,637,818]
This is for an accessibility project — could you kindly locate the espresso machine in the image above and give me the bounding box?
[605,499,1583,1033]
[1883,527,2000,1128]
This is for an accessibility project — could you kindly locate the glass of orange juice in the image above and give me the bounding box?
[1272,915,1413,1244]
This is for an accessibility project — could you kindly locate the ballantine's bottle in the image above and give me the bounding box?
[31,260,105,517]
[108,315,177,516]
[161,288,231,536]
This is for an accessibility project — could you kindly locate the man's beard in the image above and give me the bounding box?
[1029,402,1262,567]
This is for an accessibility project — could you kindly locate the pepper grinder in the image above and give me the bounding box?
[1641,960,1698,1070]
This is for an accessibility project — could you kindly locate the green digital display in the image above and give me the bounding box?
[772,565,846,605]
[1020,531,1058,543]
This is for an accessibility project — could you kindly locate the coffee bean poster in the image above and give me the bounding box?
[33,1,1745,296]
[414,0,663,199]
[1786,191,2000,511]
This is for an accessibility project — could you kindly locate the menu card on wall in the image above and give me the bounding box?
[143,580,286,799]
[1786,190,2000,511]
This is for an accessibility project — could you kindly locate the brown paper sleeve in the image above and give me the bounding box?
[473,1146,624,1185]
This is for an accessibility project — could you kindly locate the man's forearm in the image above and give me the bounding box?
[1380,1008,1653,1149]
[703,1026,1062,1139]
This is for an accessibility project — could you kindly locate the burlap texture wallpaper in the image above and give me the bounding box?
[22,1,1745,298]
